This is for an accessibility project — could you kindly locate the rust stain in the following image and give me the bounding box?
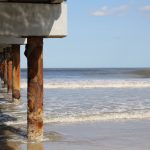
[7,50,13,93]
[37,120,43,129]
[27,37,43,141]
[28,98,35,112]
[12,89,20,99]
[12,45,20,101]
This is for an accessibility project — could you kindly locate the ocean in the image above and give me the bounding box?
[1,68,150,150]
[19,68,150,123]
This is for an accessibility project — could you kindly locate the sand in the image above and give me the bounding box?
[0,120,150,150]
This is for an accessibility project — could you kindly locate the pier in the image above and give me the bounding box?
[0,0,67,141]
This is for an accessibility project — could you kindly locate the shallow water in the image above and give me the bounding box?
[1,120,150,150]
[0,68,150,149]
[19,68,150,124]
[1,68,150,126]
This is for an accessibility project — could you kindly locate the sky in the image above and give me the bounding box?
[21,0,150,68]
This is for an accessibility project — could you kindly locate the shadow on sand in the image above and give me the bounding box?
[0,89,23,150]
[0,85,45,150]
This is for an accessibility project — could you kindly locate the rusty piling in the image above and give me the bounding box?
[0,53,4,82]
[4,50,7,88]
[7,48,13,93]
[12,45,20,104]
[26,37,43,141]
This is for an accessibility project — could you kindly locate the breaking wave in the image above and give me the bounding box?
[21,79,150,89]
[45,112,150,123]
[3,111,150,126]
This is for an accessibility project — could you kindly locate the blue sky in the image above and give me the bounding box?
[21,0,150,68]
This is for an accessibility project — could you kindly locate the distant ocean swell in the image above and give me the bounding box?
[21,79,150,89]
[44,112,150,123]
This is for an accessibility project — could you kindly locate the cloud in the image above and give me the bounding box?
[141,5,150,11]
[140,5,150,17]
[92,6,109,16]
[92,5,129,17]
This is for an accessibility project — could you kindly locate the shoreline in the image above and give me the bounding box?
[0,119,150,150]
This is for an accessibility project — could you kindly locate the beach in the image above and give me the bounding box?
[1,119,150,150]
[0,68,150,149]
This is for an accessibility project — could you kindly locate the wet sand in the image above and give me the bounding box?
[0,120,150,150]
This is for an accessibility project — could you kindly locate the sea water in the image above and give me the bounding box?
[18,68,150,124]
[1,68,150,148]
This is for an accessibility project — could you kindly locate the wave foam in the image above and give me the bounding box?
[21,79,150,89]
[44,112,150,123]
[3,112,150,125]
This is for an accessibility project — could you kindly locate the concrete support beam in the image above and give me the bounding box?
[0,2,67,37]
[0,36,26,45]
[26,37,43,141]
[7,49,13,93]
[12,45,20,103]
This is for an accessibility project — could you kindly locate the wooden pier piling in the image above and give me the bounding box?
[0,0,67,141]
[2,60,5,87]
[12,45,20,103]
[7,49,13,93]
[0,53,4,82]
[26,37,43,141]
[4,50,7,88]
